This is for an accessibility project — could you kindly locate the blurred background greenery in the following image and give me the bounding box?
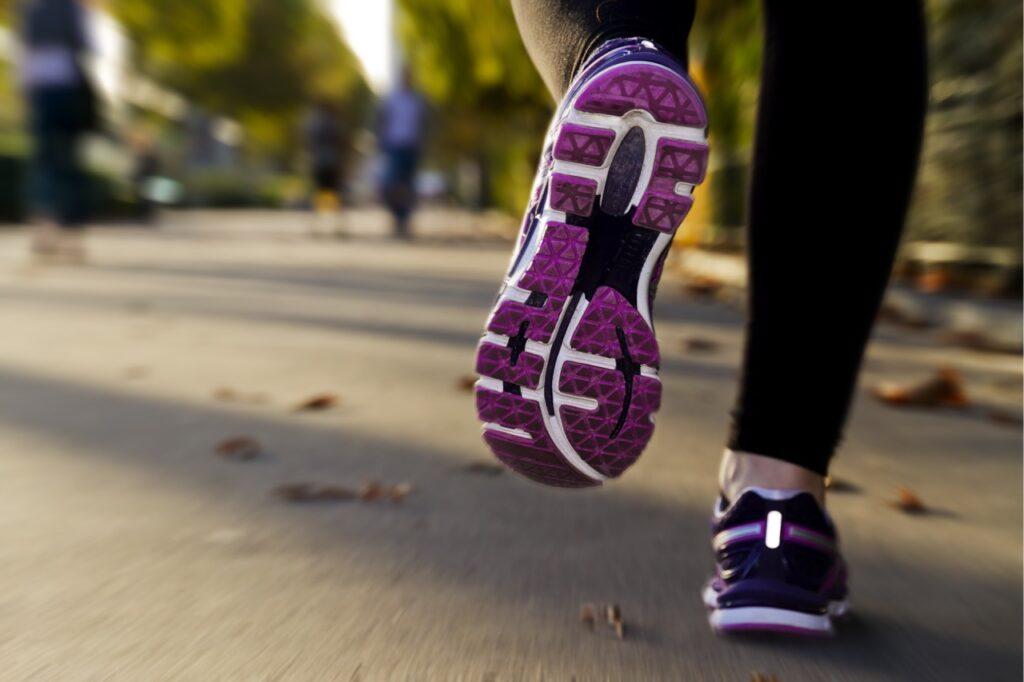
[0,0,1020,257]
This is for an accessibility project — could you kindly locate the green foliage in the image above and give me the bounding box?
[182,168,305,208]
[397,0,552,212]
[108,0,247,71]
[690,2,762,231]
[110,0,372,162]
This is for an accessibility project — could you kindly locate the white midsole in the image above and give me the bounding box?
[702,583,849,632]
[709,606,833,633]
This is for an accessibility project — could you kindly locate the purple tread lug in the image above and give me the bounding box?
[517,222,588,298]
[486,221,588,344]
[629,139,706,233]
[553,124,616,166]
[632,182,694,233]
[569,287,660,367]
[487,301,559,343]
[549,173,597,216]
[558,362,661,478]
[474,343,544,390]
[476,388,597,488]
[483,432,598,488]
[653,138,708,185]
[574,63,707,128]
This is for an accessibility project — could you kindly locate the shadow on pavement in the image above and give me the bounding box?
[0,362,1018,679]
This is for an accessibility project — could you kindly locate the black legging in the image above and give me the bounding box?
[512,0,928,475]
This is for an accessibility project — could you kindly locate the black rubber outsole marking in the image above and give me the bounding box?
[609,327,640,439]
[544,291,583,416]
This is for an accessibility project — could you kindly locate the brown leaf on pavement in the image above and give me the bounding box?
[213,387,237,401]
[824,476,861,494]
[122,366,149,380]
[359,480,383,501]
[214,387,270,405]
[386,482,414,503]
[681,336,719,353]
[871,368,969,408]
[916,268,951,293]
[294,393,339,411]
[215,436,262,461]
[461,461,505,476]
[890,486,927,514]
[456,375,477,392]
[579,603,597,630]
[579,602,626,639]
[273,483,356,503]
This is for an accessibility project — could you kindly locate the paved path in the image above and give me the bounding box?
[0,210,1020,680]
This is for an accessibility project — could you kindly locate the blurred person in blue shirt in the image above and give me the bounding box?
[377,69,427,239]
[19,0,98,261]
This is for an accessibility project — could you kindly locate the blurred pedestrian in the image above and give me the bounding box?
[475,0,927,637]
[303,100,345,237]
[129,128,161,223]
[19,0,98,262]
[377,69,427,239]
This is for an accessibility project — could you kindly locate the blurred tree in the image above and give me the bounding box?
[397,0,552,213]
[110,0,372,165]
[909,0,1022,250]
[690,1,762,235]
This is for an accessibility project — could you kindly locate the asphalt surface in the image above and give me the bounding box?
[0,210,1020,681]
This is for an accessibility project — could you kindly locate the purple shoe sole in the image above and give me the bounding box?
[475,58,708,487]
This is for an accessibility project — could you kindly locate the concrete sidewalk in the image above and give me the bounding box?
[0,210,1019,680]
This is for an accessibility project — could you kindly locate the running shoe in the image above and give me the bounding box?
[474,38,709,487]
[703,488,850,636]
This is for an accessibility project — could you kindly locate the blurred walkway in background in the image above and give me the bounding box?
[0,210,1019,680]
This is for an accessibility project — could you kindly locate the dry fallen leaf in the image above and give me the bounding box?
[273,483,356,503]
[916,268,951,293]
[871,368,969,408]
[891,486,927,514]
[681,336,719,353]
[461,462,505,476]
[456,375,477,392]
[359,480,383,501]
[294,393,339,411]
[214,387,270,405]
[824,476,860,494]
[386,482,414,503]
[579,603,597,630]
[215,436,262,461]
[213,387,237,401]
[122,366,149,380]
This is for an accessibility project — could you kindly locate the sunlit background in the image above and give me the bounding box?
[0,0,1020,265]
